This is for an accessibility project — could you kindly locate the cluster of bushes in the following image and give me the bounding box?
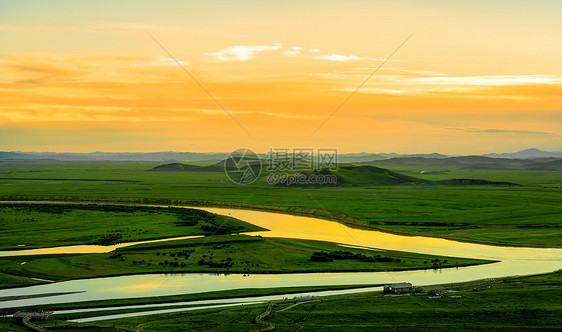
[200,224,236,234]
[159,260,186,268]
[173,208,217,226]
[93,233,123,245]
[310,250,400,263]
[108,250,263,271]
[197,256,234,268]
[170,207,244,234]
[424,258,448,266]
[155,249,193,259]
[200,215,243,234]
[132,260,151,266]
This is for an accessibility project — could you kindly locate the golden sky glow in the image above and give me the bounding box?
[1,0,561,153]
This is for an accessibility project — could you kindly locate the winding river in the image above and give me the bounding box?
[0,206,560,315]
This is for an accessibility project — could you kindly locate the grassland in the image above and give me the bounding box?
[9,284,381,312]
[0,161,560,247]
[0,203,265,250]
[0,235,490,282]
[8,271,556,331]
[0,272,45,289]
[0,159,559,330]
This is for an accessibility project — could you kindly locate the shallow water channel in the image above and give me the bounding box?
[0,205,560,320]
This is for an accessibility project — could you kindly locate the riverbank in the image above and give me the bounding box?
[0,235,492,283]
[0,273,46,290]
[9,271,560,331]
[1,196,560,248]
[0,201,265,251]
[7,284,382,313]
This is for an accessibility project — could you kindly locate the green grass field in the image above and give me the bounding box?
[11,271,556,332]
[0,161,560,246]
[9,284,380,313]
[0,235,490,282]
[0,161,559,330]
[0,203,265,250]
[0,272,45,289]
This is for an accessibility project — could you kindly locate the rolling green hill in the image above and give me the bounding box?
[150,163,521,187]
[149,163,223,172]
[435,178,521,186]
[269,165,427,187]
[331,165,426,186]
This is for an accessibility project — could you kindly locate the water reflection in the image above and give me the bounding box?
[0,260,559,310]
[0,206,559,310]
[0,235,203,257]
[201,208,562,261]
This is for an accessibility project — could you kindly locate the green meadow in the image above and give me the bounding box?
[8,271,556,332]
[0,235,490,282]
[8,284,380,313]
[0,272,44,289]
[0,161,559,331]
[0,161,560,247]
[0,203,264,250]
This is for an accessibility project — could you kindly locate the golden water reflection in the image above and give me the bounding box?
[201,208,562,262]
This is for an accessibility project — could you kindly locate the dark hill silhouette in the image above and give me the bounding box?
[361,156,562,171]
[485,148,562,159]
[149,163,223,172]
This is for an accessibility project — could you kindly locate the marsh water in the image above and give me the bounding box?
[0,206,560,314]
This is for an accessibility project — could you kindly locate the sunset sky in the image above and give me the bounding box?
[1,0,561,154]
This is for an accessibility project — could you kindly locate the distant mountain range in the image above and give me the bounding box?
[337,152,450,162]
[0,151,228,162]
[483,148,562,159]
[0,149,560,167]
[360,155,562,171]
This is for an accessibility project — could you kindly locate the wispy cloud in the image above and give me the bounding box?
[206,44,282,62]
[0,54,191,85]
[469,128,552,135]
[203,44,388,63]
[199,109,318,119]
[329,72,562,98]
[199,109,251,115]
[379,67,449,76]
[411,75,562,86]
[283,46,304,57]
[339,87,407,95]
[314,53,365,62]
[447,127,553,135]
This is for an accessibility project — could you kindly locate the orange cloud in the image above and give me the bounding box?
[1,51,560,153]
